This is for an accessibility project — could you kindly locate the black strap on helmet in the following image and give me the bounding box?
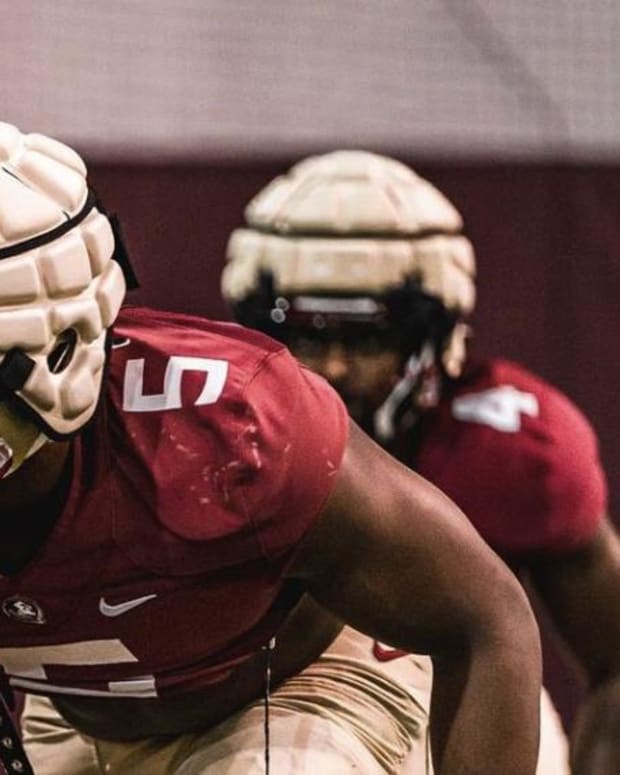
[0,187,139,291]
[0,188,97,262]
[91,191,140,291]
[0,351,36,400]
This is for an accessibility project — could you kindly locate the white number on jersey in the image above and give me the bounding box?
[122,356,229,412]
[452,386,539,433]
[0,640,157,697]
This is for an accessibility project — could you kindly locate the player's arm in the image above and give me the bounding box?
[526,516,620,775]
[289,420,542,775]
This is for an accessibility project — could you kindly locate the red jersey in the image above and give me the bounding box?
[374,357,608,664]
[0,307,348,699]
[413,358,607,555]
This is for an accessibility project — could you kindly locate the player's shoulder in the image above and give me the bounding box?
[107,305,306,411]
[452,357,595,446]
[111,305,287,372]
[459,356,552,398]
[102,306,347,561]
[423,356,607,552]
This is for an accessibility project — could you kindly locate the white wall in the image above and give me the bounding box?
[1,0,618,160]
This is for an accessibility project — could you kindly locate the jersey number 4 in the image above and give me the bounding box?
[122,356,229,412]
[452,386,539,433]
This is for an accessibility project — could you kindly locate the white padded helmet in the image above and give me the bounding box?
[223,150,476,378]
[0,122,126,443]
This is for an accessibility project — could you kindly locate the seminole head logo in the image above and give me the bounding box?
[2,596,45,625]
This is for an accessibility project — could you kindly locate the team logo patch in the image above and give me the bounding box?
[2,596,46,625]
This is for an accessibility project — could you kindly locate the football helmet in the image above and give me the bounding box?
[222,150,476,438]
[0,122,127,475]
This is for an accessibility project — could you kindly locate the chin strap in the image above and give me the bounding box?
[373,342,437,442]
[0,680,34,775]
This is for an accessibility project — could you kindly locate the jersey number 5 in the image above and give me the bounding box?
[122,356,229,412]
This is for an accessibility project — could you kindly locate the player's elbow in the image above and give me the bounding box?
[434,557,542,679]
[472,570,542,682]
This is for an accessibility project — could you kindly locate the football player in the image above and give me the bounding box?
[222,150,620,775]
[0,126,541,775]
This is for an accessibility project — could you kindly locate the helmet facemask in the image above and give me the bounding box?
[231,271,463,438]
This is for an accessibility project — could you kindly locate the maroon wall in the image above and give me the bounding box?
[89,159,620,728]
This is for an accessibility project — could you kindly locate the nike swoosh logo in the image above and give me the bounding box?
[99,594,157,617]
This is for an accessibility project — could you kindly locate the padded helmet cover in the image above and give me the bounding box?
[223,150,476,375]
[0,122,126,438]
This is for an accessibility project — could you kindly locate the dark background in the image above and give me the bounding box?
[90,159,620,728]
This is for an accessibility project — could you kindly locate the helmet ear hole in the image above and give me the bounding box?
[47,329,78,374]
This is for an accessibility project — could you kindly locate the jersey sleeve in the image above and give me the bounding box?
[108,309,349,570]
[529,385,608,551]
[238,349,349,558]
[417,360,608,555]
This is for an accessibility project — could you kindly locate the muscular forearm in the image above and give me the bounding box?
[571,674,620,775]
[295,422,543,773]
[431,631,541,775]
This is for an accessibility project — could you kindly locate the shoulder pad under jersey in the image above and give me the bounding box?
[103,306,349,568]
[416,358,607,554]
